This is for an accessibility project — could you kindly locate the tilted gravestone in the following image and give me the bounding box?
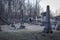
[42,5,53,34]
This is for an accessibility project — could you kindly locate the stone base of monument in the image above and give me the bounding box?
[41,29,53,39]
[42,27,53,34]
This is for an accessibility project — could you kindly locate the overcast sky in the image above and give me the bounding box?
[40,0,60,13]
[28,0,60,12]
[24,0,60,16]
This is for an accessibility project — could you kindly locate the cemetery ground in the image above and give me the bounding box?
[0,31,60,40]
[0,23,60,40]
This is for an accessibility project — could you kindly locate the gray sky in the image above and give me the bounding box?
[25,0,60,16]
[40,0,60,13]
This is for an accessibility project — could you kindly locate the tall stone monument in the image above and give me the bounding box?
[43,5,53,34]
[19,9,25,29]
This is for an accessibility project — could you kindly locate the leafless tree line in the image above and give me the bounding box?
[0,0,41,23]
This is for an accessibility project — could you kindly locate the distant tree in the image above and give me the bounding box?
[0,0,4,31]
[0,0,4,17]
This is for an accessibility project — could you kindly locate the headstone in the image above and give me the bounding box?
[11,23,16,29]
[56,23,60,30]
[42,5,53,34]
